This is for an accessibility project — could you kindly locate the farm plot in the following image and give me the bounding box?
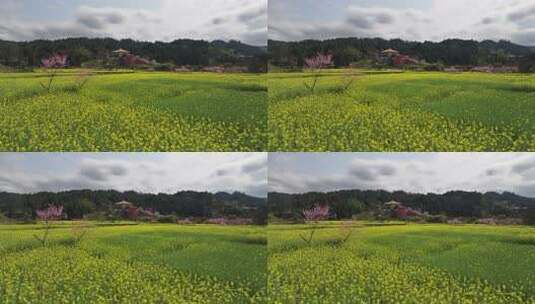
[0,71,267,151]
[268,71,535,151]
[0,223,267,303]
[268,222,535,303]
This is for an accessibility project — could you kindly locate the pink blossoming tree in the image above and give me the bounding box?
[40,53,68,93]
[303,52,333,92]
[34,205,63,246]
[299,204,329,245]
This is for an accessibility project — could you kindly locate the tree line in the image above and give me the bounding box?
[269,189,535,223]
[269,37,535,69]
[0,37,267,72]
[0,190,267,224]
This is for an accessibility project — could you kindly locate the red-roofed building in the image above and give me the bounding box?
[394,54,419,66]
[395,205,420,218]
[384,200,421,219]
[123,54,151,66]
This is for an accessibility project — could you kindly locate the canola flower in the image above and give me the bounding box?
[0,247,260,303]
[0,71,267,151]
[0,223,267,303]
[268,223,535,304]
[268,70,535,151]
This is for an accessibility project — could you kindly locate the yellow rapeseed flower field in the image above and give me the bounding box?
[268,222,535,303]
[0,71,267,151]
[268,70,535,151]
[0,223,267,303]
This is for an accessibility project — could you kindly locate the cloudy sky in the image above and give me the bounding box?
[0,0,267,45]
[269,0,535,45]
[0,153,268,197]
[269,153,535,197]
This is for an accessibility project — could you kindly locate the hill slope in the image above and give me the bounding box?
[0,190,267,220]
[269,37,534,67]
[269,189,535,219]
[0,37,267,67]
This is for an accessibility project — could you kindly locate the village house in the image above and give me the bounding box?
[115,201,137,219]
[111,48,130,58]
[471,66,494,73]
[111,49,152,67]
[445,66,474,72]
[123,54,151,66]
[444,67,462,73]
[377,48,419,67]
[137,208,157,221]
[115,201,157,221]
[381,48,400,58]
[377,48,399,65]
[384,200,421,219]
[174,66,192,72]
[447,218,465,224]
[201,66,225,73]
[393,54,419,66]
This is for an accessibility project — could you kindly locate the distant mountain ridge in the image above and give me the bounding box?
[271,37,534,55]
[478,39,534,55]
[269,189,535,219]
[0,37,267,67]
[269,37,534,67]
[214,191,266,206]
[210,39,267,56]
[0,189,266,221]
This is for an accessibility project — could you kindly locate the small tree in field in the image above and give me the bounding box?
[338,220,354,244]
[34,205,63,246]
[40,53,68,93]
[74,70,92,91]
[70,221,90,247]
[299,204,329,246]
[303,53,333,92]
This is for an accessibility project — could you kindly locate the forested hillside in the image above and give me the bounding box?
[269,189,535,220]
[0,190,267,221]
[0,37,267,68]
[269,37,534,67]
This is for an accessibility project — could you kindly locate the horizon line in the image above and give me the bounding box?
[0,189,267,198]
[0,36,268,47]
[268,188,531,198]
[267,36,535,47]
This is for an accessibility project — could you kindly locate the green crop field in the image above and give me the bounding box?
[0,223,267,303]
[0,70,267,151]
[269,70,535,151]
[268,222,535,303]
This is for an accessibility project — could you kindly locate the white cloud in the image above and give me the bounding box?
[0,0,267,45]
[0,153,268,197]
[269,0,535,45]
[269,153,535,197]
